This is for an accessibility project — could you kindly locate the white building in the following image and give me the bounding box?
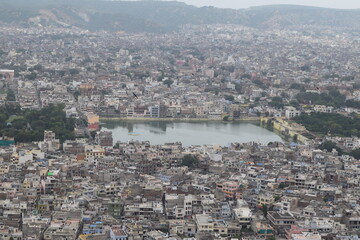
[285,106,301,119]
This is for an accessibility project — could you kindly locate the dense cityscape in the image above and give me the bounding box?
[1,2,360,240]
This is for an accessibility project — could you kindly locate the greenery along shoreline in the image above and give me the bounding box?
[0,104,75,143]
[294,112,360,137]
[294,112,360,159]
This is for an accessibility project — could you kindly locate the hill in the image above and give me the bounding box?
[0,0,360,32]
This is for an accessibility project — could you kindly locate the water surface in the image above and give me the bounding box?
[102,120,283,146]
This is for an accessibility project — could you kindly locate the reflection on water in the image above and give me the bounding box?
[102,120,283,146]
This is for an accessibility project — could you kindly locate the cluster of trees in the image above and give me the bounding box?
[300,65,311,72]
[0,49,6,56]
[235,83,242,94]
[295,112,360,137]
[253,79,265,88]
[224,95,235,102]
[319,141,344,156]
[344,99,360,109]
[349,149,360,160]
[290,83,304,90]
[295,89,360,108]
[319,141,360,160]
[220,65,235,73]
[296,114,360,159]
[181,154,199,169]
[25,72,37,80]
[163,79,174,87]
[0,104,75,143]
[204,86,220,96]
[269,96,284,109]
[6,89,16,101]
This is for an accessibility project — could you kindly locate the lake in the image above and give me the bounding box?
[101,120,283,146]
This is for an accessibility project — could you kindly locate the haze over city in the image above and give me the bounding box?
[1,0,360,239]
[166,0,360,9]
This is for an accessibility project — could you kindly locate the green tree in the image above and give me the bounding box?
[235,83,242,94]
[241,74,251,79]
[290,100,299,107]
[300,65,311,71]
[224,95,235,102]
[90,131,97,139]
[57,70,66,76]
[269,96,284,108]
[318,141,344,156]
[349,149,360,160]
[32,64,43,71]
[69,68,80,75]
[266,119,273,130]
[253,79,265,88]
[290,83,302,90]
[6,89,16,101]
[163,79,173,87]
[25,72,37,80]
[262,204,268,217]
[295,112,360,138]
[0,113,7,123]
[295,90,353,108]
[181,154,198,169]
[0,104,75,143]
[12,119,27,129]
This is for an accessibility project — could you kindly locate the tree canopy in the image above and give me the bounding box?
[0,104,75,143]
[6,89,16,101]
[295,90,360,108]
[319,141,344,156]
[295,112,360,137]
[181,154,199,169]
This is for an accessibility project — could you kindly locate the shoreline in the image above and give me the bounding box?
[99,116,287,144]
[100,117,261,122]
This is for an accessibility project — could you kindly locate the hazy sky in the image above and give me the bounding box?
[174,0,360,9]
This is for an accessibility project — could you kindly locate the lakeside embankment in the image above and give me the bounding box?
[100,117,261,122]
[260,117,310,144]
[100,117,282,146]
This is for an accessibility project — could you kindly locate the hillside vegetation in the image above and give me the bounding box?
[1,0,360,32]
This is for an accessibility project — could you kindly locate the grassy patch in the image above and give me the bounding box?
[7,115,24,123]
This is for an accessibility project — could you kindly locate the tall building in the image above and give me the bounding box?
[95,131,113,147]
[79,83,94,97]
[285,106,301,119]
[38,131,60,152]
[86,113,100,131]
[0,69,16,90]
[0,69,14,82]
[149,104,167,118]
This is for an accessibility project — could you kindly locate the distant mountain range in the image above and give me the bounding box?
[1,0,360,32]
